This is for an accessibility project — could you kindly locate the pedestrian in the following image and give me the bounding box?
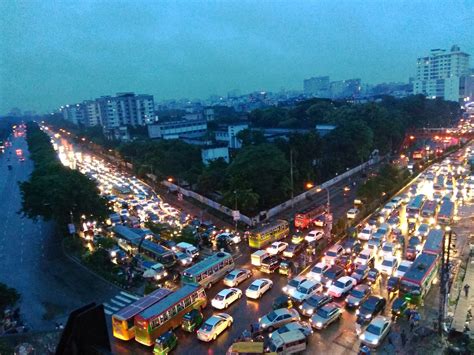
[250,323,254,334]
[464,284,470,298]
[401,330,407,347]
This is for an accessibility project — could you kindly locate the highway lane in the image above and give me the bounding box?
[0,133,120,330]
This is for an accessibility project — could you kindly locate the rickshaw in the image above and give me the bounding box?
[153,330,177,355]
[181,308,203,332]
[278,261,294,276]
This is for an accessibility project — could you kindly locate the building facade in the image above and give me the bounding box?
[303,76,331,98]
[148,120,208,139]
[201,146,230,165]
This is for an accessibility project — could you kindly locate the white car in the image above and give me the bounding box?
[380,242,396,259]
[380,256,399,275]
[283,276,308,297]
[394,260,413,278]
[211,288,242,309]
[245,278,273,299]
[267,241,288,255]
[306,262,330,282]
[359,316,391,348]
[390,196,403,207]
[327,276,356,298]
[358,227,373,241]
[323,244,344,265]
[305,230,324,243]
[223,269,252,287]
[291,280,323,302]
[197,313,233,342]
[346,208,359,220]
[259,308,300,331]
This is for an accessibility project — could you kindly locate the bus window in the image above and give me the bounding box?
[219,261,224,268]
[127,318,134,329]
[208,269,214,276]
[213,265,218,272]
[191,293,198,303]
[198,290,206,298]
[177,301,185,312]
[196,274,201,282]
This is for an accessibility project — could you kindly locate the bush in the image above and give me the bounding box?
[0,283,20,311]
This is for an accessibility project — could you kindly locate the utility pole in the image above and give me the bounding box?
[438,227,452,335]
[290,149,294,211]
[234,190,238,232]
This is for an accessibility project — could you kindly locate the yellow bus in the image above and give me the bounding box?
[112,288,172,341]
[249,220,289,249]
[134,284,207,346]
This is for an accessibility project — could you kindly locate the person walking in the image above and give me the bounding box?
[464,284,470,298]
[401,329,407,347]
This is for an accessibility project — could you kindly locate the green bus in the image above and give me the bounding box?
[182,252,234,289]
[249,220,289,249]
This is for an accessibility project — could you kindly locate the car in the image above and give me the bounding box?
[223,268,252,287]
[394,260,413,278]
[267,242,289,255]
[406,236,422,260]
[197,313,233,342]
[358,227,373,241]
[390,196,403,207]
[245,278,273,299]
[380,256,399,275]
[211,288,242,309]
[342,238,362,256]
[356,296,387,324]
[307,262,330,282]
[258,308,301,331]
[298,293,333,317]
[354,249,375,267]
[350,264,370,284]
[291,234,305,244]
[279,260,295,277]
[120,209,129,217]
[321,265,345,288]
[381,242,397,259]
[359,316,391,348]
[346,208,359,219]
[153,330,177,355]
[270,321,313,339]
[387,216,400,228]
[416,223,430,238]
[260,256,280,273]
[366,268,380,285]
[292,280,323,302]
[310,302,342,329]
[272,295,294,310]
[283,242,305,259]
[283,276,308,297]
[345,284,371,308]
[323,244,344,265]
[386,276,400,293]
[327,276,357,298]
[305,230,324,243]
[175,251,193,266]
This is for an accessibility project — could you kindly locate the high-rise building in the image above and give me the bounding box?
[330,78,361,99]
[303,76,330,97]
[61,103,86,125]
[413,45,470,102]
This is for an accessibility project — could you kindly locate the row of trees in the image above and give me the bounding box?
[19,123,109,227]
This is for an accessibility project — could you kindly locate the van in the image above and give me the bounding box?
[251,250,269,267]
[176,242,199,259]
[268,330,307,354]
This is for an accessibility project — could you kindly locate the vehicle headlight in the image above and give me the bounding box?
[360,334,365,340]
[307,309,313,315]
[164,272,168,276]
[354,302,359,306]
[371,339,379,344]
[365,314,371,319]
[356,310,360,315]
[299,305,303,309]
[316,322,322,327]
[283,287,288,292]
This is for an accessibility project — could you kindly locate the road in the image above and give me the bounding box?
[0,133,120,331]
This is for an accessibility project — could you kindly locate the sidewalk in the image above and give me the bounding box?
[452,254,474,336]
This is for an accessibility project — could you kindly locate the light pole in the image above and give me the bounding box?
[438,225,452,335]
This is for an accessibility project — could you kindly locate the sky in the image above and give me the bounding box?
[0,0,473,114]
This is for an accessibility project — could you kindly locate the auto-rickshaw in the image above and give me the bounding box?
[391,297,408,320]
[181,309,203,332]
[278,260,294,276]
[153,330,177,355]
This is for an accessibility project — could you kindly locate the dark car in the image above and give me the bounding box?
[366,268,380,285]
[299,293,333,317]
[336,255,355,274]
[356,295,386,323]
[387,276,400,293]
[367,217,378,228]
[391,297,408,318]
[322,265,345,288]
[342,238,362,256]
[272,295,294,310]
[345,284,371,309]
[406,236,421,260]
[350,264,370,284]
[283,242,306,259]
[260,256,280,274]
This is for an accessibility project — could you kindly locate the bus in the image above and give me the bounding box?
[294,205,325,229]
[112,288,172,341]
[400,252,440,298]
[406,194,426,222]
[140,240,177,268]
[433,175,445,192]
[134,284,207,346]
[420,200,438,225]
[422,229,444,255]
[249,220,289,249]
[182,251,234,288]
[437,199,454,225]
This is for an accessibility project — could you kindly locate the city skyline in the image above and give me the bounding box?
[1,1,473,114]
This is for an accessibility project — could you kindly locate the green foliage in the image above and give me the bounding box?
[196,158,228,194]
[0,283,20,310]
[236,129,267,147]
[19,123,109,226]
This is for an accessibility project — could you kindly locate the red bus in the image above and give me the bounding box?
[294,205,325,229]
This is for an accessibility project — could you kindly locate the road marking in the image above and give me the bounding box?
[103,303,119,311]
[110,299,126,307]
[115,295,134,303]
[120,291,140,300]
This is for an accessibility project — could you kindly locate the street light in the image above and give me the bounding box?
[305,182,314,189]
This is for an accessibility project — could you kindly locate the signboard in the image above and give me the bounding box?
[232,210,240,221]
[68,223,76,235]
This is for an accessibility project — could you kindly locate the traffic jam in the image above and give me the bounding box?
[45,125,474,354]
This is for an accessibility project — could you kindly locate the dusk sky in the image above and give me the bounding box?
[0,0,473,114]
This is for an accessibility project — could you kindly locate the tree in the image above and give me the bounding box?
[0,282,20,310]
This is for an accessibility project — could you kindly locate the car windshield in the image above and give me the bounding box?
[288,279,300,287]
[226,274,236,280]
[362,228,371,234]
[359,254,369,260]
[382,259,394,267]
[327,251,337,257]
[312,266,323,274]
[266,312,278,322]
[354,268,365,275]
[366,324,382,335]
[333,281,345,288]
[316,308,330,318]
[249,284,259,291]
[201,322,214,332]
[383,245,392,252]
[298,286,310,294]
[362,300,377,311]
[306,296,322,307]
[350,289,365,298]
